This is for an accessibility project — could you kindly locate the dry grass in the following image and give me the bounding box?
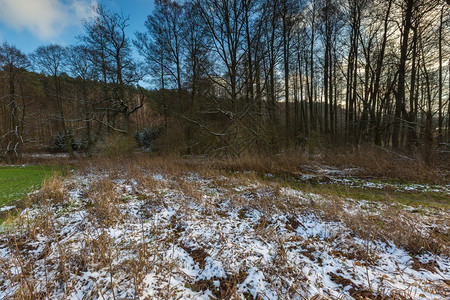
[29,173,67,205]
[1,150,448,299]
[319,146,449,184]
[87,178,124,227]
[13,143,448,185]
[68,152,449,256]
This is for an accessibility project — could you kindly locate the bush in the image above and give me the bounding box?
[49,132,79,152]
[97,134,137,157]
[134,126,164,150]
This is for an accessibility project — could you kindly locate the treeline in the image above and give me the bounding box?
[1,0,450,161]
[141,0,450,159]
[0,65,156,159]
[0,6,160,162]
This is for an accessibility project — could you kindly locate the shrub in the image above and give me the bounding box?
[133,126,164,150]
[49,132,79,152]
[97,133,137,157]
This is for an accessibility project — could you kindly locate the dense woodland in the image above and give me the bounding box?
[1,0,450,162]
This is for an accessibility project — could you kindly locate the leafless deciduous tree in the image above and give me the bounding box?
[31,44,75,158]
[0,42,30,161]
[81,5,143,134]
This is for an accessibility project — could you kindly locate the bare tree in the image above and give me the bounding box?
[31,44,75,158]
[0,42,30,161]
[66,45,96,150]
[279,0,300,148]
[82,5,142,134]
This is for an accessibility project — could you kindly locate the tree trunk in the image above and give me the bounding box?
[393,0,414,149]
[438,7,443,143]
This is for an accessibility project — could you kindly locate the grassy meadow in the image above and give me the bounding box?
[0,165,66,206]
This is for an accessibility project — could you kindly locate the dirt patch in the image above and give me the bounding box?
[328,272,354,288]
[169,215,185,239]
[238,208,250,220]
[349,288,384,300]
[411,257,439,273]
[188,269,249,299]
[253,216,271,231]
[286,215,305,231]
[180,244,209,269]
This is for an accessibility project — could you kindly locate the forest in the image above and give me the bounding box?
[0,0,448,162]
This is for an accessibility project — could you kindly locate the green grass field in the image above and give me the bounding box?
[0,166,64,206]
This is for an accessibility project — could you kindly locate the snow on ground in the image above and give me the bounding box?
[21,153,70,158]
[0,171,449,299]
[0,205,15,212]
[288,166,450,194]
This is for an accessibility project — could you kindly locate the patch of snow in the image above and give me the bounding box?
[0,205,15,212]
[238,267,277,299]
[198,257,226,280]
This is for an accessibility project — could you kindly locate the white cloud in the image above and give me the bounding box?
[0,0,97,40]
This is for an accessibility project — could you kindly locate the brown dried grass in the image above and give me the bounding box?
[29,173,67,205]
[87,178,124,226]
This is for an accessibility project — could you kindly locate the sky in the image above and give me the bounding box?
[0,0,155,55]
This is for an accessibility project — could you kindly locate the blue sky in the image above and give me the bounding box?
[0,0,155,54]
